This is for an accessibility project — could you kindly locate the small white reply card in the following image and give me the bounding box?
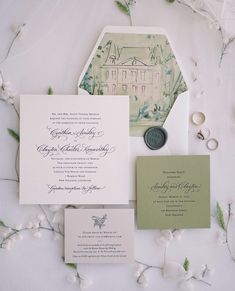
[64,209,134,263]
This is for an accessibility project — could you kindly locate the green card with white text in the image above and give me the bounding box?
[137,155,210,229]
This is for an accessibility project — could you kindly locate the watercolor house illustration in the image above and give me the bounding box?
[100,47,162,101]
[79,32,187,135]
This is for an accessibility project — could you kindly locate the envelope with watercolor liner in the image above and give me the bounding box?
[77,26,190,200]
[78,26,189,134]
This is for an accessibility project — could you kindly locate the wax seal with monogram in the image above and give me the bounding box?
[144,126,168,150]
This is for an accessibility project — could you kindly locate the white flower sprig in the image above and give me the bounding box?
[0,23,26,184]
[134,228,213,290]
[219,35,235,67]
[167,0,235,66]
[0,71,19,118]
[0,23,26,117]
[134,257,213,290]
[0,23,26,66]
[0,205,63,250]
[134,261,162,288]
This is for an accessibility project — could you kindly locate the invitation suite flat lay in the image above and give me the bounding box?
[64,209,134,263]
[20,95,129,204]
[137,155,210,229]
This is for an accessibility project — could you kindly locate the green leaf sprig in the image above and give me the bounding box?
[115,1,130,16]
[7,128,19,142]
[0,220,6,227]
[183,257,190,271]
[47,87,53,95]
[115,0,135,25]
[62,256,77,270]
[216,202,226,231]
[66,262,77,270]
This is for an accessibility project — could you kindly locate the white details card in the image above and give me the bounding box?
[64,209,134,263]
[20,95,129,204]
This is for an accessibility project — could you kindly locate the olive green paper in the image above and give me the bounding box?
[137,155,210,229]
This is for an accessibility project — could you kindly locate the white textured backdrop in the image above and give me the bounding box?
[0,0,235,290]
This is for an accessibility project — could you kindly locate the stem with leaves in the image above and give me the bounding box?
[0,24,26,118]
[216,202,235,261]
[0,208,64,249]
[115,0,136,26]
[0,225,62,249]
[0,23,26,66]
[0,128,20,183]
[134,259,162,286]
[219,36,235,67]
[135,257,212,288]
[0,71,20,118]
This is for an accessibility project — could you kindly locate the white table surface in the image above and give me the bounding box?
[0,0,235,290]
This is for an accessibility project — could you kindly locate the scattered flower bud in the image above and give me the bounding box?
[163,261,186,280]
[26,221,33,229]
[16,233,23,241]
[179,280,194,291]
[37,214,45,221]
[134,264,144,277]
[174,233,182,241]
[79,276,93,290]
[4,240,12,250]
[11,235,17,242]
[11,23,26,37]
[66,273,77,284]
[161,230,173,241]
[138,274,148,288]
[2,81,11,89]
[155,236,169,248]
[15,224,23,231]
[32,222,40,229]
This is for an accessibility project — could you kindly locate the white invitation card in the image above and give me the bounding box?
[20,95,129,204]
[64,209,134,263]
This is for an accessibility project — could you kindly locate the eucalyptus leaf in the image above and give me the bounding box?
[0,220,6,227]
[47,87,53,95]
[62,256,77,269]
[66,263,77,270]
[7,128,19,142]
[216,202,226,231]
[115,1,130,16]
[183,257,189,272]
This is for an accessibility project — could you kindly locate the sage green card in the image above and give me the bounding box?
[137,155,210,229]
